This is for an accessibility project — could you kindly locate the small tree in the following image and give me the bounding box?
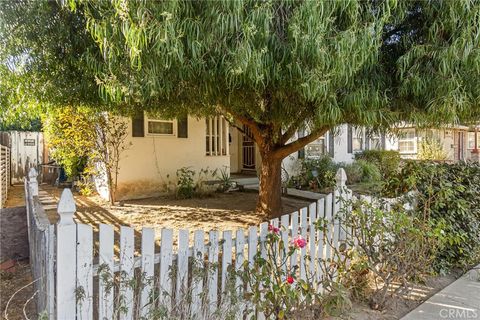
[43,108,129,203]
[94,115,130,205]
[43,106,96,179]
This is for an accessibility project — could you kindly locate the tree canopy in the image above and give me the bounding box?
[0,0,102,126]
[1,0,479,216]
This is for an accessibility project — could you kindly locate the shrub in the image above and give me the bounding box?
[343,160,382,184]
[418,137,448,161]
[384,161,480,273]
[239,226,321,319]
[292,156,337,190]
[318,199,441,310]
[355,150,401,179]
[176,167,196,199]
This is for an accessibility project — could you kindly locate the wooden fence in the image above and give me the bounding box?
[26,168,355,319]
[0,144,11,209]
[25,168,55,318]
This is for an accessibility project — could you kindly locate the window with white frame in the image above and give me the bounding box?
[206,116,228,156]
[398,129,416,153]
[305,137,326,158]
[352,128,364,152]
[146,114,174,135]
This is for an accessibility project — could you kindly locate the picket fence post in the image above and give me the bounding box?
[28,167,38,197]
[56,189,78,319]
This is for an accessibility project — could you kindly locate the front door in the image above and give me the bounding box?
[242,125,256,171]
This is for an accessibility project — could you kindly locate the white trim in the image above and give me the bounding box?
[145,113,176,136]
[206,117,228,156]
[398,128,417,154]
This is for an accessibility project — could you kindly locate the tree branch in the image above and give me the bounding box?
[218,105,263,144]
[274,126,329,159]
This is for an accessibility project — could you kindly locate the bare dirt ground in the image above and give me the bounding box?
[1,186,35,320]
[38,185,311,253]
[4,185,25,208]
[0,260,36,320]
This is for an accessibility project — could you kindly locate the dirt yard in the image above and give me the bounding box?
[0,260,36,320]
[37,186,311,252]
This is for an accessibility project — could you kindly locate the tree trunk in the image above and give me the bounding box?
[106,167,115,205]
[256,155,283,218]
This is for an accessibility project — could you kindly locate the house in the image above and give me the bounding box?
[98,113,479,201]
[98,113,231,200]
[387,124,479,162]
[100,111,381,200]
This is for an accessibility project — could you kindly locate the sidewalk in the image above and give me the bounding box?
[401,264,480,320]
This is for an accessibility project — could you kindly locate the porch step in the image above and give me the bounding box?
[232,177,259,186]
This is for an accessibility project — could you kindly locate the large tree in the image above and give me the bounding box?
[73,0,479,217]
[2,1,479,217]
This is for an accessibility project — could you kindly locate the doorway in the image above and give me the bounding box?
[242,125,256,171]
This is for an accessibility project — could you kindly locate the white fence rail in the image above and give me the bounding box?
[0,144,11,209]
[26,168,357,319]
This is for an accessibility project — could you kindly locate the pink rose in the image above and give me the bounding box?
[268,224,280,234]
[293,236,307,249]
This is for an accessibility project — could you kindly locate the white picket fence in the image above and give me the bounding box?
[0,144,11,209]
[25,168,55,317]
[26,168,355,319]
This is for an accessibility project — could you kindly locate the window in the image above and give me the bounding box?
[146,114,174,135]
[206,116,228,156]
[369,135,382,150]
[305,137,326,158]
[398,129,416,153]
[468,132,479,149]
[352,128,364,152]
[348,126,365,153]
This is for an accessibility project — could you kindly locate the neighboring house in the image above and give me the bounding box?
[281,124,391,177]
[387,124,479,162]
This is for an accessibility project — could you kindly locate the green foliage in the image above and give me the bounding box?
[43,106,96,179]
[217,166,234,192]
[73,0,480,127]
[291,156,337,191]
[291,156,382,191]
[355,150,401,179]
[175,166,220,199]
[0,1,104,126]
[418,137,448,161]
[0,117,42,132]
[343,160,382,184]
[175,167,196,199]
[239,227,321,319]
[319,199,441,310]
[384,161,480,273]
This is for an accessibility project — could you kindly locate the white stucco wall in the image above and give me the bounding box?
[111,116,230,200]
[332,124,355,164]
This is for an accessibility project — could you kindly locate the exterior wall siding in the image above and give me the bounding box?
[110,116,230,200]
